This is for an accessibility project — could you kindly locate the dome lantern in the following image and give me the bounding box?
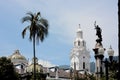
[9,50,26,60]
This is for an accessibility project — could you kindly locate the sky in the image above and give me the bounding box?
[0,0,118,66]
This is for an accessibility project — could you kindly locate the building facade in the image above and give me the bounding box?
[70,26,90,72]
[8,50,28,74]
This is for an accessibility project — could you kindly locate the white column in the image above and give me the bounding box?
[55,68,58,79]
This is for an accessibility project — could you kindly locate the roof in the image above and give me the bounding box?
[8,50,26,60]
[43,67,86,79]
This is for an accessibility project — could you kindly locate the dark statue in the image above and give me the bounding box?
[94,21,102,44]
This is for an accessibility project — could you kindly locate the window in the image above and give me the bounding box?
[78,41,80,46]
[83,62,85,69]
[83,41,84,46]
[83,41,85,46]
[83,56,85,58]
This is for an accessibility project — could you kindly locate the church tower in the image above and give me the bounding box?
[70,25,90,72]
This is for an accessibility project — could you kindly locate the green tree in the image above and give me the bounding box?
[109,60,118,80]
[0,57,19,80]
[21,12,49,80]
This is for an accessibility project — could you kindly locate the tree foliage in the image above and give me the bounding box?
[0,57,19,80]
[21,12,49,43]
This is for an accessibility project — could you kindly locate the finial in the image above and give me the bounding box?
[94,21,96,27]
[15,49,20,54]
[79,24,80,28]
[110,45,112,49]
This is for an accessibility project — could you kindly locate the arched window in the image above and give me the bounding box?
[83,56,85,69]
[83,56,85,58]
[78,41,80,46]
[83,41,84,46]
[83,62,85,69]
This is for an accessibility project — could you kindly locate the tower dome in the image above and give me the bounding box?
[8,50,28,74]
[8,50,26,60]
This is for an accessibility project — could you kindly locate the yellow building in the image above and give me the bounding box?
[26,57,43,73]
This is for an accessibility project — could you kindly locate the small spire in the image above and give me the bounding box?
[79,24,81,29]
[109,45,112,49]
[77,24,82,32]
[14,50,20,54]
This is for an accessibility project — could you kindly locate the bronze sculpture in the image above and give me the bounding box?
[94,21,102,45]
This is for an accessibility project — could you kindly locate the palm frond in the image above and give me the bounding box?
[37,12,40,16]
[36,12,41,19]
[26,12,34,20]
[39,18,49,28]
[29,31,33,41]
[37,26,48,43]
[36,23,48,36]
[37,18,48,36]
[22,26,30,38]
[39,28,44,42]
[42,25,48,37]
[22,11,49,44]
[22,16,32,23]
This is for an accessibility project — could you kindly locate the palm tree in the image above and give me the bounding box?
[21,12,49,80]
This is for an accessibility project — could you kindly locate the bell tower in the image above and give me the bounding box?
[70,24,90,72]
[74,24,86,49]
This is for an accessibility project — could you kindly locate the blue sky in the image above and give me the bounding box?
[0,0,118,66]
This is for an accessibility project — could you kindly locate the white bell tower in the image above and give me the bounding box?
[70,24,90,72]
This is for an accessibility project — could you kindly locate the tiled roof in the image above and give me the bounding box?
[43,67,85,79]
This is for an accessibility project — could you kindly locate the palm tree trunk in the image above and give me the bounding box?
[118,1,120,80]
[33,35,36,80]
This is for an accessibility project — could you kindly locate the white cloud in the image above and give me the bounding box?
[38,59,56,67]
[28,59,56,67]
